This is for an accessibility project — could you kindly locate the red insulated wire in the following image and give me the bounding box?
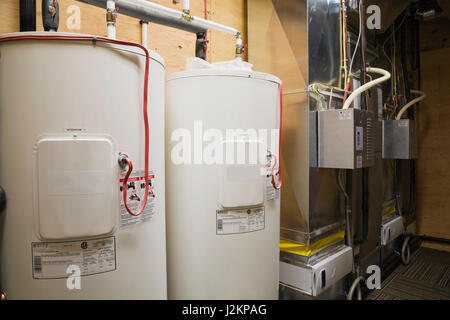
[0,34,151,217]
[342,1,351,105]
[343,79,352,103]
[271,83,283,190]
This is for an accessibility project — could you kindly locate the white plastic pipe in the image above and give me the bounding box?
[395,90,426,120]
[107,0,116,39]
[141,21,148,48]
[183,0,190,12]
[342,67,391,110]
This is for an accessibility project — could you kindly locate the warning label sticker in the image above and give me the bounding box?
[266,173,280,201]
[216,206,265,235]
[356,155,363,168]
[31,237,116,279]
[119,169,156,229]
[338,110,353,120]
[356,126,364,151]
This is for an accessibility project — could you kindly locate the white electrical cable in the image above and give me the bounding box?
[348,0,362,78]
[395,90,426,120]
[347,276,364,300]
[401,236,411,265]
[342,67,391,109]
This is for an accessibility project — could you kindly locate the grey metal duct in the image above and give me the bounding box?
[269,0,344,246]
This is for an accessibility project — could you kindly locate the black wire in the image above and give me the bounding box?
[361,168,369,241]
[401,16,412,111]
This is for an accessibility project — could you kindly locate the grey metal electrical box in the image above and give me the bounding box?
[315,109,374,169]
[382,119,417,159]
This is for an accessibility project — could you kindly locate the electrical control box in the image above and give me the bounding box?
[313,109,374,169]
[279,245,353,296]
[381,215,405,246]
[382,119,417,159]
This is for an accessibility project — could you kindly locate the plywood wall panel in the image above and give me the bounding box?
[0,1,20,34]
[417,47,450,252]
[0,0,246,74]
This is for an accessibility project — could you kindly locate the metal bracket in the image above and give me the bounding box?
[195,32,207,60]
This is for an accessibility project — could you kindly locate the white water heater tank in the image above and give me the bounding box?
[166,66,281,299]
[0,33,167,299]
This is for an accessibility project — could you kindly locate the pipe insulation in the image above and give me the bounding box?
[127,0,240,35]
[343,67,391,110]
[77,0,207,34]
[77,0,240,36]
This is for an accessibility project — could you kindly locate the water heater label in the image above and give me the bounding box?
[119,169,156,229]
[31,236,116,279]
[266,174,280,201]
[216,206,265,235]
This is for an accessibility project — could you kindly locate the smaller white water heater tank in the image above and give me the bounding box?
[165,61,281,299]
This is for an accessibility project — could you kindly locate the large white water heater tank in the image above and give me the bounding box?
[166,66,281,299]
[0,33,167,299]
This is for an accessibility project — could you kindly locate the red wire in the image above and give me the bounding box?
[342,1,351,104]
[343,80,352,103]
[0,34,151,217]
[271,83,283,190]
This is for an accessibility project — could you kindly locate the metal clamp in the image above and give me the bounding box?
[182,11,193,21]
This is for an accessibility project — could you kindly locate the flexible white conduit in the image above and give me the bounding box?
[342,67,391,110]
[395,90,426,120]
[347,276,365,300]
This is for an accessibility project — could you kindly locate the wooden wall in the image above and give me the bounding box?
[417,47,450,252]
[417,15,450,252]
[0,0,247,74]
